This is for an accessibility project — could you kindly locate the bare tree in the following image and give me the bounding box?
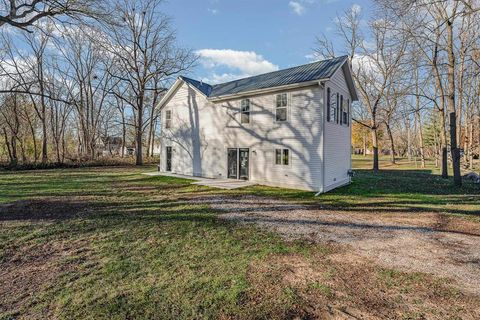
[316,5,407,172]
[0,0,110,32]
[55,24,116,160]
[102,0,195,165]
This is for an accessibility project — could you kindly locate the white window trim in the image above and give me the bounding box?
[240,98,251,124]
[329,91,337,124]
[274,92,289,123]
[274,148,291,166]
[165,110,172,129]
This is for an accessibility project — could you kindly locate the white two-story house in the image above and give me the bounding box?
[157,56,358,192]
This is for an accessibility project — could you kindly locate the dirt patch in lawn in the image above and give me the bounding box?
[214,195,480,296]
[0,197,93,221]
[0,238,94,319]
[241,251,480,319]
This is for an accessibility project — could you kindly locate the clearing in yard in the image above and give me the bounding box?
[1,156,479,319]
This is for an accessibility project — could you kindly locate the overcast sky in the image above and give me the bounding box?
[162,0,373,84]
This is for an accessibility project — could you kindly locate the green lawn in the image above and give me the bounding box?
[1,159,479,319]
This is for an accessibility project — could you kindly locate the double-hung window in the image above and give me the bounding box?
[340,95,344,125]
[346,99,350,126]
[330,91,337,123]
[275,93,288,122]
[241,99,250,124]
[275,149,289,165]
[327,88,331,122]
[165,110,172,129]
[336,93,340,124]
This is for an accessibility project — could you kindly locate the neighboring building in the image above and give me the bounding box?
[100,136,124,157]
[157,56,358,192]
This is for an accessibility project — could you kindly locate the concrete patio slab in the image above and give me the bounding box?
[142,172,256,190]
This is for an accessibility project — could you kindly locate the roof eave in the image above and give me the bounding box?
[342,60,359,101]
[157,76,211,110]
[157,77,184,110]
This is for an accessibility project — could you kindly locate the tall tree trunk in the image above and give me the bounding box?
[406,115,412,162]
[136,94,144,166]
[386,123,396,164]
[122,119,126,158]
[468,121,474,170]
[415,109,426,168]
[39,60,48,164]
[363,133,367,157]
[439,110,448,178]
[446,19,462,186]
[3,128,14,164]
[371,123,379,172]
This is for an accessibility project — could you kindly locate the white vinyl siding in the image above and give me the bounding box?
[159,62,353,192]
[159,82,324,190]
[323,65,352,192]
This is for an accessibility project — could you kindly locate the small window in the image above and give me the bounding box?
[241,99,250,124]
[275,149,289,165]
[326,88,331,122]
[275,93,288,122]
[165,110,172,129]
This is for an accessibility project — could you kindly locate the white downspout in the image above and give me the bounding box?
[316,81,326,196]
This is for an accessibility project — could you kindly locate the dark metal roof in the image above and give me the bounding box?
[179,76,213,96]
[181,55,350,98]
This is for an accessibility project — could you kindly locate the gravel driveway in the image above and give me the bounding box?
[201,195,480,295]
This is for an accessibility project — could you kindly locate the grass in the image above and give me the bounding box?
[1,158,479,319]
[237,155,480,220]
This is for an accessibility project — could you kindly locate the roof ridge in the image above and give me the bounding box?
[180,76,212,86]
[210,55,348,88]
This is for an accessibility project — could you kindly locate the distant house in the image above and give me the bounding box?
[157,56,358,192]
[101,136,124,157]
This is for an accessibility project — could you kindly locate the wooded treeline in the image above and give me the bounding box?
[0,0,195,166]
[317,0,480,185]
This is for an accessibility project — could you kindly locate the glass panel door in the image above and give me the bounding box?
[166,147,172,172]
[227,149,238,179]
[239,148,249,180]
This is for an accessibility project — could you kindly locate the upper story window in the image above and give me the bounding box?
[327,88,331,122]
[329,91,337,123]
[165,110,172,129]
[335,93,340,124]
[346,99,350,126]
[275,93,288,122]
[342,96,349,126]
[275,148,289,165]
[241,99,250,124]
[340,95,344,125]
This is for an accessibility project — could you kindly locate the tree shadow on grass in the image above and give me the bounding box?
[340,169,480,196]
[0,197,218,224]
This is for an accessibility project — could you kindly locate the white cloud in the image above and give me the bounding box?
[289,0,339,16]
[202,73,251,84]
[351,3,362,15]
[305,53,321,62]
[289,1,306,15]
[197,49,279,82]
[207,8,219,15]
